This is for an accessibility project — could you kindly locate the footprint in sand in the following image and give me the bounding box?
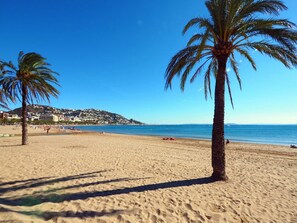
[184,203,194,211]
[151,215,157,223]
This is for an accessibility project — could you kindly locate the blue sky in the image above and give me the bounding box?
[0,0,296,124]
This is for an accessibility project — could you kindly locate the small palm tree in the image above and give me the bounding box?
[165,0,297,180]
[0,51,60,145]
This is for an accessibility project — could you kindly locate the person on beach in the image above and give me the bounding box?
[44,126,51,134]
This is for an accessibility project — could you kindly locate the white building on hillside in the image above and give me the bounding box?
[40,114,59,122]
[8,114,21,121]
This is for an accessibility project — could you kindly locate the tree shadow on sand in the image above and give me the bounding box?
[0,177,214,207]
[0,144,23,148]
[0,170,109,195]
[0,206,130,221]
[0,177,52,187]
[0,171,214,221]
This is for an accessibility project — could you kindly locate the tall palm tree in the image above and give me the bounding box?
[165,0,297,181]
[0,51,60,145]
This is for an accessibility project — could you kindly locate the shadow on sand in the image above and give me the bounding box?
[0,170,214,220]
[0,144,23,148]
[0,176,214,207]
[0,206,129,221]
[0,170,109,195]
[0,177,52,187]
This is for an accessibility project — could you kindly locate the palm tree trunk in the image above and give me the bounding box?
[21,84,28,145]
[211,55,228,181]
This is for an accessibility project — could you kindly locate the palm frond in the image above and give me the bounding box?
[190,57,212,83]
[237,0,287,20]
[235,48,257,70]
[204,59,215,100]
[225,73,234,109]
[245,41,297,68]
[187,33,214,46]
[183,17,218,43]
[180,61,196,91]
[229,54,242,90]
[165,45,211,90]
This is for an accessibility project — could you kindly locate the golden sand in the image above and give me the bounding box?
[0,125,296,222]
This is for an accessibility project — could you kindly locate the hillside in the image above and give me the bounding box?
[9,105,144,125]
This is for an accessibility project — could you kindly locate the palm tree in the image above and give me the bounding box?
[165,0,297,181]
[0,52,60,145]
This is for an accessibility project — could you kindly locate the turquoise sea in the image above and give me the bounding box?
[76,124,297,146]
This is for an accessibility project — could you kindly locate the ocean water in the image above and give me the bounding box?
[75,124,297,146]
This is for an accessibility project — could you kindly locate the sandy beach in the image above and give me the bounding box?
[0,125,296,223]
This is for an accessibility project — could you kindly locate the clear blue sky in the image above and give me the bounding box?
[1,0,296,124]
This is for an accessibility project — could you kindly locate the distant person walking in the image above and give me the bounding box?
[44,126,51,134]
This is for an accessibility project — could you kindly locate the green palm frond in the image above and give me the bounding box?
[190,57,212,83]
[238,0,287,17]
[187,33,214,46]
[244,41,297,68]
[225,53,242,109]
[232,19,297,46]
[229,53,242,90]
[235,48,257,70]
[204,58,216,100]
[225,73,234,109]
[183,18,218,43]
[165,46,203,89]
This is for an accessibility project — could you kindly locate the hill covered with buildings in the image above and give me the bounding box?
[3,105,144,125]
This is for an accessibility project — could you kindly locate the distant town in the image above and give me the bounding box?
[0,105,144,125]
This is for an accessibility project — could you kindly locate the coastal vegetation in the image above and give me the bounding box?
[165,0,297,180]
[0,52,60,145]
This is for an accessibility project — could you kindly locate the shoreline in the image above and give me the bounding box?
[1,124,296,147]
[74,125,297,147]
